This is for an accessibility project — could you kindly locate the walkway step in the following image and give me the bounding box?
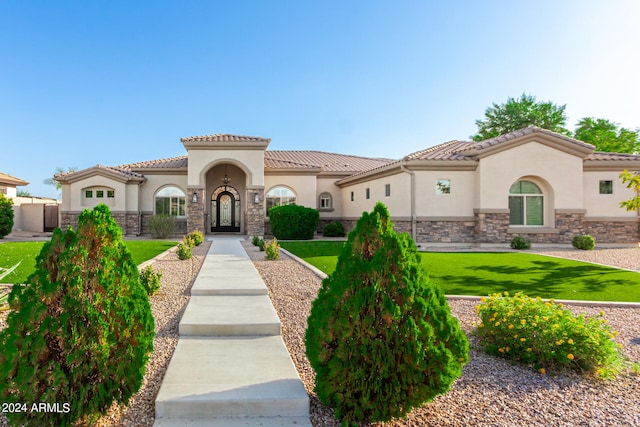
[153,416,312,426]
[179,295,281,337]
[155,336,309,419]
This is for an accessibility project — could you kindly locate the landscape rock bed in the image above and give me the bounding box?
[0,241,210,427]
[245,243,640,426]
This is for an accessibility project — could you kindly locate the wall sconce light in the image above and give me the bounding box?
[192,192,198,203]
[254,193,259,204]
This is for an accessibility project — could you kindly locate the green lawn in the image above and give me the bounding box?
[280,241,640,302]
[0,240,177,284]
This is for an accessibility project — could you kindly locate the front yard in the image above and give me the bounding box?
[280,241,640,302]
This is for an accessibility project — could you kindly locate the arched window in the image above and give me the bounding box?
[319,192,332,209]
[509,180,543,226]
[266,186,296,214]
[155,186,186,217]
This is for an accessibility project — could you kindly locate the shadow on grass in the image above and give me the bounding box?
[438,258,635,299]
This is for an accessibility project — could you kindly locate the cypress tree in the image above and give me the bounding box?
[0,204,154,426]
[305,202,469,425]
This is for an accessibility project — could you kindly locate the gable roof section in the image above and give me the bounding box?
[54,165,146,184]
[0,172,29,187]
[458,127,595,158]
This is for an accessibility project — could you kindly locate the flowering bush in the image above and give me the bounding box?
[187,230,204,246]
[475,292,624,378]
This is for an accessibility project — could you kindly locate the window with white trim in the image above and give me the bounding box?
[266,186,296,214]
[385,183,391,197]
[155,186,186,217]
[509,180,543,226]
[436,179,451,194]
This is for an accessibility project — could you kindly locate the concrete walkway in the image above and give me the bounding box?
[154,237,311,427]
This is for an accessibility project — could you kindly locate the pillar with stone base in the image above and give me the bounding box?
[187,187,206,234]
[245,187,265,237]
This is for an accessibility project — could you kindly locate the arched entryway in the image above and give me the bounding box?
[211,185,241,232]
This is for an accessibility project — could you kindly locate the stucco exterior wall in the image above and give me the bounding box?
[264,174,318,209]
[340,172,410,219]
[477,141,584,211]
[138,174,188,213]
[188,151,264,187]
[65,176,127,211]
[583,171,637,218]
[413,170,477,217]
[316,177,343,218]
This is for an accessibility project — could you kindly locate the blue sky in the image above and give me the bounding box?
[2,0,639,199]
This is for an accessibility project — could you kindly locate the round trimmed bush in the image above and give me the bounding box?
[510,236,531,250]
[269,204,319,240]
[572,234,595,250]
[305,202,469,425]
[322,221,345,237]
[0,204,154,426]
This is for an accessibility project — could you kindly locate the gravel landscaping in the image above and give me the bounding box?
[1,241,639,426]
[245,243,640,427]
[0,241,210,427]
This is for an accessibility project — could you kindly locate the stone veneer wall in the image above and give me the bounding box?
[474,211,510,243]
[585,219,640,244]
[61,211,143,235]
[186,188,205,234]
[416,219,476,243]
[245,187,265,237]
[265,213,640,244]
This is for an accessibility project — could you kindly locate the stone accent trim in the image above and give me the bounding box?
[187,187,205,234]
[61,210,144,235]
[585,219,640,244]
[474,211,510,243]
[245,187,265,237]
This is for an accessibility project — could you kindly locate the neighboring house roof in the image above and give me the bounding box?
[0,172,29,187]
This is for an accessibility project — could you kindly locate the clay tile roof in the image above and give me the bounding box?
[117,155,188,170]
[265,151,395,173]
[586,152,640,161]
[180,134,271,143]
[403,141,476,161]
[457,126,594,154]
[0,172,29,186]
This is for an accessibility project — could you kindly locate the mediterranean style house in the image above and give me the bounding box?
[55,127,640,244]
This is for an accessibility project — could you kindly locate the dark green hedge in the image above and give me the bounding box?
[269,204,319,240]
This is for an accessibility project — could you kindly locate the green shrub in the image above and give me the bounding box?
[0,194,14,238]
[322,221,346,237]
[269,204,319,240]
[475,292,624,378]
[305,202,469,426]
[183,234,196,248]
[510,236,531,249]
[264,238,280,260]
[177,242,192,260]
[149,214,176,239]
[187,230,204,246]
[252,235,261,246]
[0,204,154,426]
[140,265,163,295]
[259,238,266,251]
[572,234,595,250]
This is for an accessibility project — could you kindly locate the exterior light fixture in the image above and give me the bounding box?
[254,193,259,204]
[221,164,232,184]
[192,192,198,203]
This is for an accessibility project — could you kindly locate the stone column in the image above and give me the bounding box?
[187,187,205,234]
[245,186,265,237]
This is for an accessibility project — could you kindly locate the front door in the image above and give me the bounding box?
[211,186,241,232]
